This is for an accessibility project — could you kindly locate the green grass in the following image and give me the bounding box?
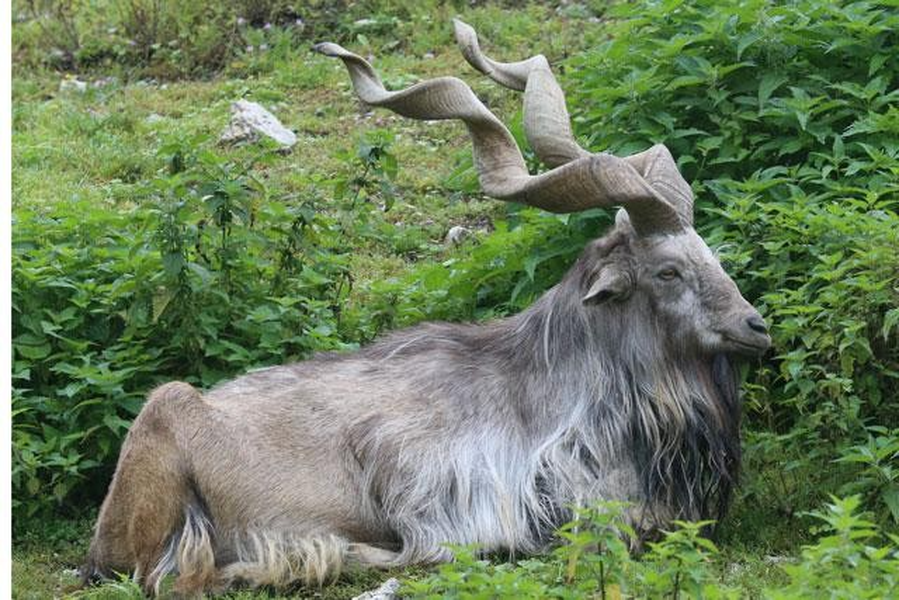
[12,518,93,599]
[11,517,420,599]
[11,11,569,308]
[11,490,799,598]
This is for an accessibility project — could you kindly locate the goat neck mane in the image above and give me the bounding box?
[350,249,741,547]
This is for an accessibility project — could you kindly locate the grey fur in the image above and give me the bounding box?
[83,221,769,595]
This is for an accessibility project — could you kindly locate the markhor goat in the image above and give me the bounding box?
[83,20,771,596]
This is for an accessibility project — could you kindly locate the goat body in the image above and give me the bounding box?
[84,240,744,594]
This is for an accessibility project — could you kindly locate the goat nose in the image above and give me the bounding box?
[746,314,768,334]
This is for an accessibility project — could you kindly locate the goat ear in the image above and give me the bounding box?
[582,266,632,305]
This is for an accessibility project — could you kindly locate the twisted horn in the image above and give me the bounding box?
[454,18,590,169]
[315,42,683,235]
[453,19,694,224]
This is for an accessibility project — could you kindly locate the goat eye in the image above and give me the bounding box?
[657,268,680,281]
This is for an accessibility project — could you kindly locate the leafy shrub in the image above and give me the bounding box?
[636,520,725,598]
[565,0,899,440]
[11,131,404,522]
[552,502,634,597]
[836,427,899,525]
[404,502,635,599]
[12,204,161,518]
[405,545,552,599]
[15,0,243,77]
[769,496,899,599]
[404,498,897,599]
[15,0,84,69]
[406,502,732,599]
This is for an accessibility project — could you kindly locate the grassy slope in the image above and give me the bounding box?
[12,4,796,598]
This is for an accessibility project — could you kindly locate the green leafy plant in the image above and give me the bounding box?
[404,498,897,599]
[404,502,729,599]
[637,521,730,599]
[404,544,552,600]
[551,502,634,598]
[837,427,899,525]
[11,134,354,522]
[766,496,899,599]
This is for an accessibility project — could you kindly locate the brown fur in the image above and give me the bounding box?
[84,382,218,594]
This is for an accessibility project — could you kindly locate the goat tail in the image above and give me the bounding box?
[146,502,216,596]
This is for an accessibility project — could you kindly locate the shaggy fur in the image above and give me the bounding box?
[83,216,768,596]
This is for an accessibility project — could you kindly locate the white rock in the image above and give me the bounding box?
[92,76,117,88]
[59,78,87,94]
[145,113,165,124]
[445,225,472,245]
[351,578,401,600]
[220,99,297,149]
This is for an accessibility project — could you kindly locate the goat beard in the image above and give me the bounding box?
[630,353,742,539]
[709,352,742,522]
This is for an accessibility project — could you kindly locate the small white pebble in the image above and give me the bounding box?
[445,225,472,246]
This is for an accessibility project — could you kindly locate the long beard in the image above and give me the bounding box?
[632,353,742,530]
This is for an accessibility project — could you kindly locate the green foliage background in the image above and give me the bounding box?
[10,0,899,596]
[567,0,899,522]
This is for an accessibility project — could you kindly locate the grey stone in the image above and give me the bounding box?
[445,225,472,245]
[220,100,297,149]
[59,78,87,94]
[92,76,118,89]
[351,578,401,600]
